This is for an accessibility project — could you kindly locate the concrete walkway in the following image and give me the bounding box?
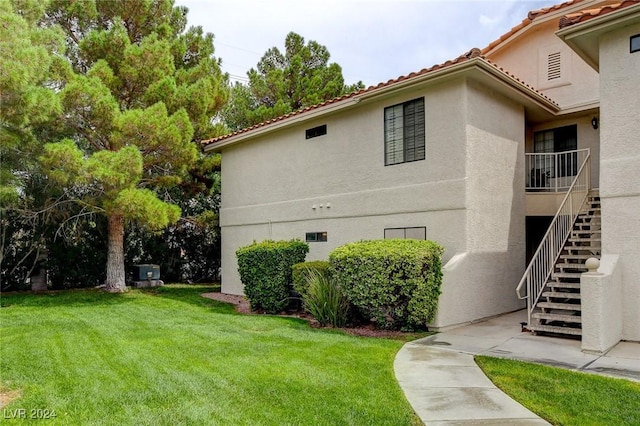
[394,310,640,425]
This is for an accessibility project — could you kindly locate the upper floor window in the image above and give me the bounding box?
[534,125,577,154]
[384,98,425,166]
[631,34,640,53]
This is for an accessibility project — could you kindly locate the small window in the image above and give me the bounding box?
[305,232,327,242]
[384,98,425,166]
[306,125,327,139]
[631,34,640,53]
[384,227,426,240]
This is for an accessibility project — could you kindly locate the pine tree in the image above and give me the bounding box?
[40,0,228,291]
[222,31,363,131]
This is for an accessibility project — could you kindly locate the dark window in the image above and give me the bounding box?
[305,232,327,242]
[306,125,327,139]
[384,98,425,165]
[631,34,640,53]
[533,125,577,178]
[384,227,426,240]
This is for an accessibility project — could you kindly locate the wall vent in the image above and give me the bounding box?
[547,52,562,80]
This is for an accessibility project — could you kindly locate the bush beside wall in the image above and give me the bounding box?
[236,239,309,313]
[329,239,444,330]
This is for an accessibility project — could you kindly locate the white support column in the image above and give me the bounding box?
[581,256,623,354]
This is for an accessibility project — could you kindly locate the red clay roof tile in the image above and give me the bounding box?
[559,0,640,28]
[201,48,487,147]
[482,0,588,54]
[201,2,579,148]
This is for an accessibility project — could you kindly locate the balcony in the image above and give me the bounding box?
[525,149,590,216]
[526,149,590,192]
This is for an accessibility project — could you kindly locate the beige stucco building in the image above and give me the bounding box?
[204,0,640,351]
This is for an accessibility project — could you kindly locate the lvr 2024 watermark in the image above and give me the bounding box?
[3,408,57,419]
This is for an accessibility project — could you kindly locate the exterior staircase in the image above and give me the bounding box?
[528,192,601,337]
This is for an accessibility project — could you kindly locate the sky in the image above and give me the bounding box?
[177,0,562,88]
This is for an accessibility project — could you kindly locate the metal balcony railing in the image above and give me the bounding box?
[526,149,590,192]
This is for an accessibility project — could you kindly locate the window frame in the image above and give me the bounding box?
[384,97,426,166]
[631,34,640,53]
[384,227,426,240]
[305,232,327,242]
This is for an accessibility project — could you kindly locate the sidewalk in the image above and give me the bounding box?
[394,309,640,425]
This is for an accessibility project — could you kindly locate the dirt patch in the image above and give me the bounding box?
[201,292,429,340]
[0,389,21,409]
[202,292,252,314]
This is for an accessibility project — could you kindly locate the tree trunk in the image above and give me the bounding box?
[105,214,127,292]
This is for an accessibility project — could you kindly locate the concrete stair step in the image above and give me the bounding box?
[565,245,601,252]
[552,272,584,279]
[568,236,601,242]
[542,291,581,299]
[537,301,581,311]
[555,263,587,271]
[571,232,601,238]
[560,254,595,260]
[576,216,601,222]
[528,324,582,336]
[547,281,581,290]
[532,312,582,323]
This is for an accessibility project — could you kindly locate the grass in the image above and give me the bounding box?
[0,285,420,425]
[476,355,640,426]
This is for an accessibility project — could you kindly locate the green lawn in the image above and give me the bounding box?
[0,285,420,425]
[476,355,640,426]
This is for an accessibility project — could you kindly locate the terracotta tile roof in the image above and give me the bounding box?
[482,0,587,54]
[201,48,484,147]
[202,48,557,147]
[559,0,640,28]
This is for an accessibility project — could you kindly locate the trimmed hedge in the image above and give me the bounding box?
[291,261,331,300]
[329,239,444,330]
[236,239,309,313]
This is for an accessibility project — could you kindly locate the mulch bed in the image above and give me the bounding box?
[201,292,423,339]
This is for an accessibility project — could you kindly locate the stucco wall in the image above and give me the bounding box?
[433,79,526,327]
[488,19,599,110]
[218,75,527,330]
[599,22,640,341]
[219,79,469,296]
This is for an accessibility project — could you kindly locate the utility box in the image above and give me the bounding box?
[131,264,162,288]
[133,264,160,281]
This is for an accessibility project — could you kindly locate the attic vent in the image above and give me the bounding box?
[306,124,327,139]
[547,52,562,80]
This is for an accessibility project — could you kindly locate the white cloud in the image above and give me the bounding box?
[479,14,501,27]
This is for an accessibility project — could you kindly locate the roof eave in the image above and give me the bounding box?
[205,58,559,152]
[483,0,598,57]
[557,3,640,72]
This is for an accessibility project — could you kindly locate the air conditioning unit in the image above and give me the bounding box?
[133,264,160,281]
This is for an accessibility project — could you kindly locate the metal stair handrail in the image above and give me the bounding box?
[516,149,591,326]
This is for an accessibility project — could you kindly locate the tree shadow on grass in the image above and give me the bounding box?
[1,288,138,309]
[136,283,239,315]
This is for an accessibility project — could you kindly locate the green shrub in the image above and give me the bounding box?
[303,268,350,328]
[329,239,444,330]
[291,261,331,299]
[236,239,309,313]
